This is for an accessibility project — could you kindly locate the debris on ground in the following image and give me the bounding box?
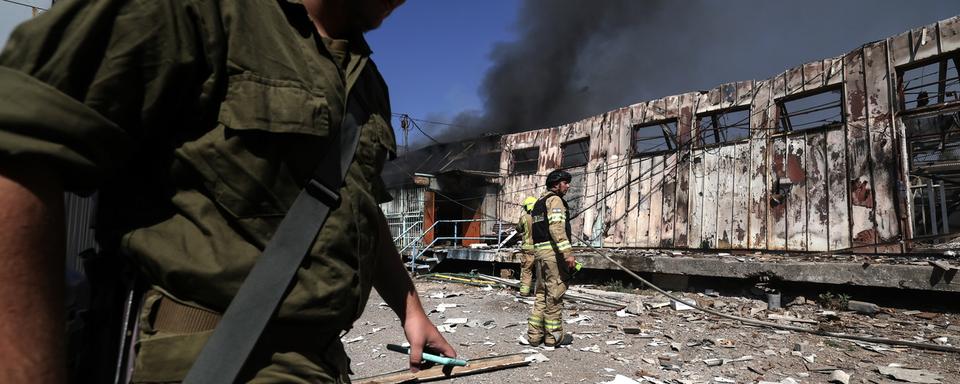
[346,279,960,383]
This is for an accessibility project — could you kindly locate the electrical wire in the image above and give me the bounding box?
[0,0,46,11]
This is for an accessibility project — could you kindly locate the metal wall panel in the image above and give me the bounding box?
[492,15,960,254]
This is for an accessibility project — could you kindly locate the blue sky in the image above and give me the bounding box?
[365,1,518,147]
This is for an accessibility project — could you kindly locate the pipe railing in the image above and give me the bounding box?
[398,218,511,272]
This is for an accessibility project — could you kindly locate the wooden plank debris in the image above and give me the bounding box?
[355,354,530,384]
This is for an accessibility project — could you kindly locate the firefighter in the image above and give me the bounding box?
[527,170,576,347]
[517,196,538,296]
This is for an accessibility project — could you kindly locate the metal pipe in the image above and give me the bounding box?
[928,178,938,235]
[939,182,949,234]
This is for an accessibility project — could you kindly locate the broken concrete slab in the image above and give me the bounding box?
[828,369,850,384]
[877,365,945,383]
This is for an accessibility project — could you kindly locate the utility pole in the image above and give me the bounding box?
[400,114,410,155]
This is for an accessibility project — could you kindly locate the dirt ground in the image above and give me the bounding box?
[344,279,960,384]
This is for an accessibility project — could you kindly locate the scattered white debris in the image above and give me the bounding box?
[828,369,851,384]
[517,336,530,345]
[646,339,667,347]
[519,348,539,354]
[713,377,735,383]
[435,303,458,313]
[579,344,601,353]
[444,318,468,325]
[603,368,616,373]
[647,302,670,309]
[642,376,667,384]
[615,309,637,317]
[723,355,754,364]
[524,353,550,363]
[933,336,949,345]
[482,285,494,291]
[802,354,816,364]
[436,324,457,333]
[367,327,384,335]
[671,298,697,311]
[605,340,624,345]
[342,336,364,344]
[703,358,722,367]
[566,315,592,324]
[601,375,641,384]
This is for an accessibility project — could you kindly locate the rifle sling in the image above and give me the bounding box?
[182,91,366,384]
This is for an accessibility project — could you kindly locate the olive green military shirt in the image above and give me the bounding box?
[0,0,396,330]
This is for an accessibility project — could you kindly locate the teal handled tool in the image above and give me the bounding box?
[386,344,468,367]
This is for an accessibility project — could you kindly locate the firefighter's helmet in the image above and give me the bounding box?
[522,196,537,212]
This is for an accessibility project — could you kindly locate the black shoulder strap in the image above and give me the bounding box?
[182,92,366,384]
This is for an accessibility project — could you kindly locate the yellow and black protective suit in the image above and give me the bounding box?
[526,191,573,346]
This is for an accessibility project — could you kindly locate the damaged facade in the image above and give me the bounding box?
[492,15,960,254]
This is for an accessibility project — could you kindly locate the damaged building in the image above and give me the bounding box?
[384,16,960,293]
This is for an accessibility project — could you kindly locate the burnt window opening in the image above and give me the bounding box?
[777,88,844,132]
[560,138,590,169]
[696,107,751,146]
[904,112,960,240]
[898,54,960,111]
[632,120,678,156]
[511,147,539,174]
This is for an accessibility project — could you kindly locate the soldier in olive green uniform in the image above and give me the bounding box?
[527,170,577,347]
[517,196,537,296]
[0,0,455,383]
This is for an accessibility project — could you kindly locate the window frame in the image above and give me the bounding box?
[695,106,752,147]
[631,119,680,157]
[511,147,540,175]
[559,138,591,169]
[775,86,845,134]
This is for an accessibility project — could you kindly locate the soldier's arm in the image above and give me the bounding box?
[0,164,65,383]
[372,209,456,372]
[546,197,576,268]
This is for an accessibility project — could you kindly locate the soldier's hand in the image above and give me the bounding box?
[403,314,457,372]
[565,255,576,270]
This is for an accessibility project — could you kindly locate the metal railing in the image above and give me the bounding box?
[391,220,423,249]
[397,218,512,272]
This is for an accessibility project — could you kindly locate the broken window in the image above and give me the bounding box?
[777,88,844,132]
[696,107,751,146]
[560,138,590,169]
[632,120,678,156]
[898,54,960,111]
[511,147,539,174]
[904,112,960,238]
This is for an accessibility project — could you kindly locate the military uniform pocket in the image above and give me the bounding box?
[178,73,331,223]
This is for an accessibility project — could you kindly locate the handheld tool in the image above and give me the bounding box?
[386,344,468,367]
